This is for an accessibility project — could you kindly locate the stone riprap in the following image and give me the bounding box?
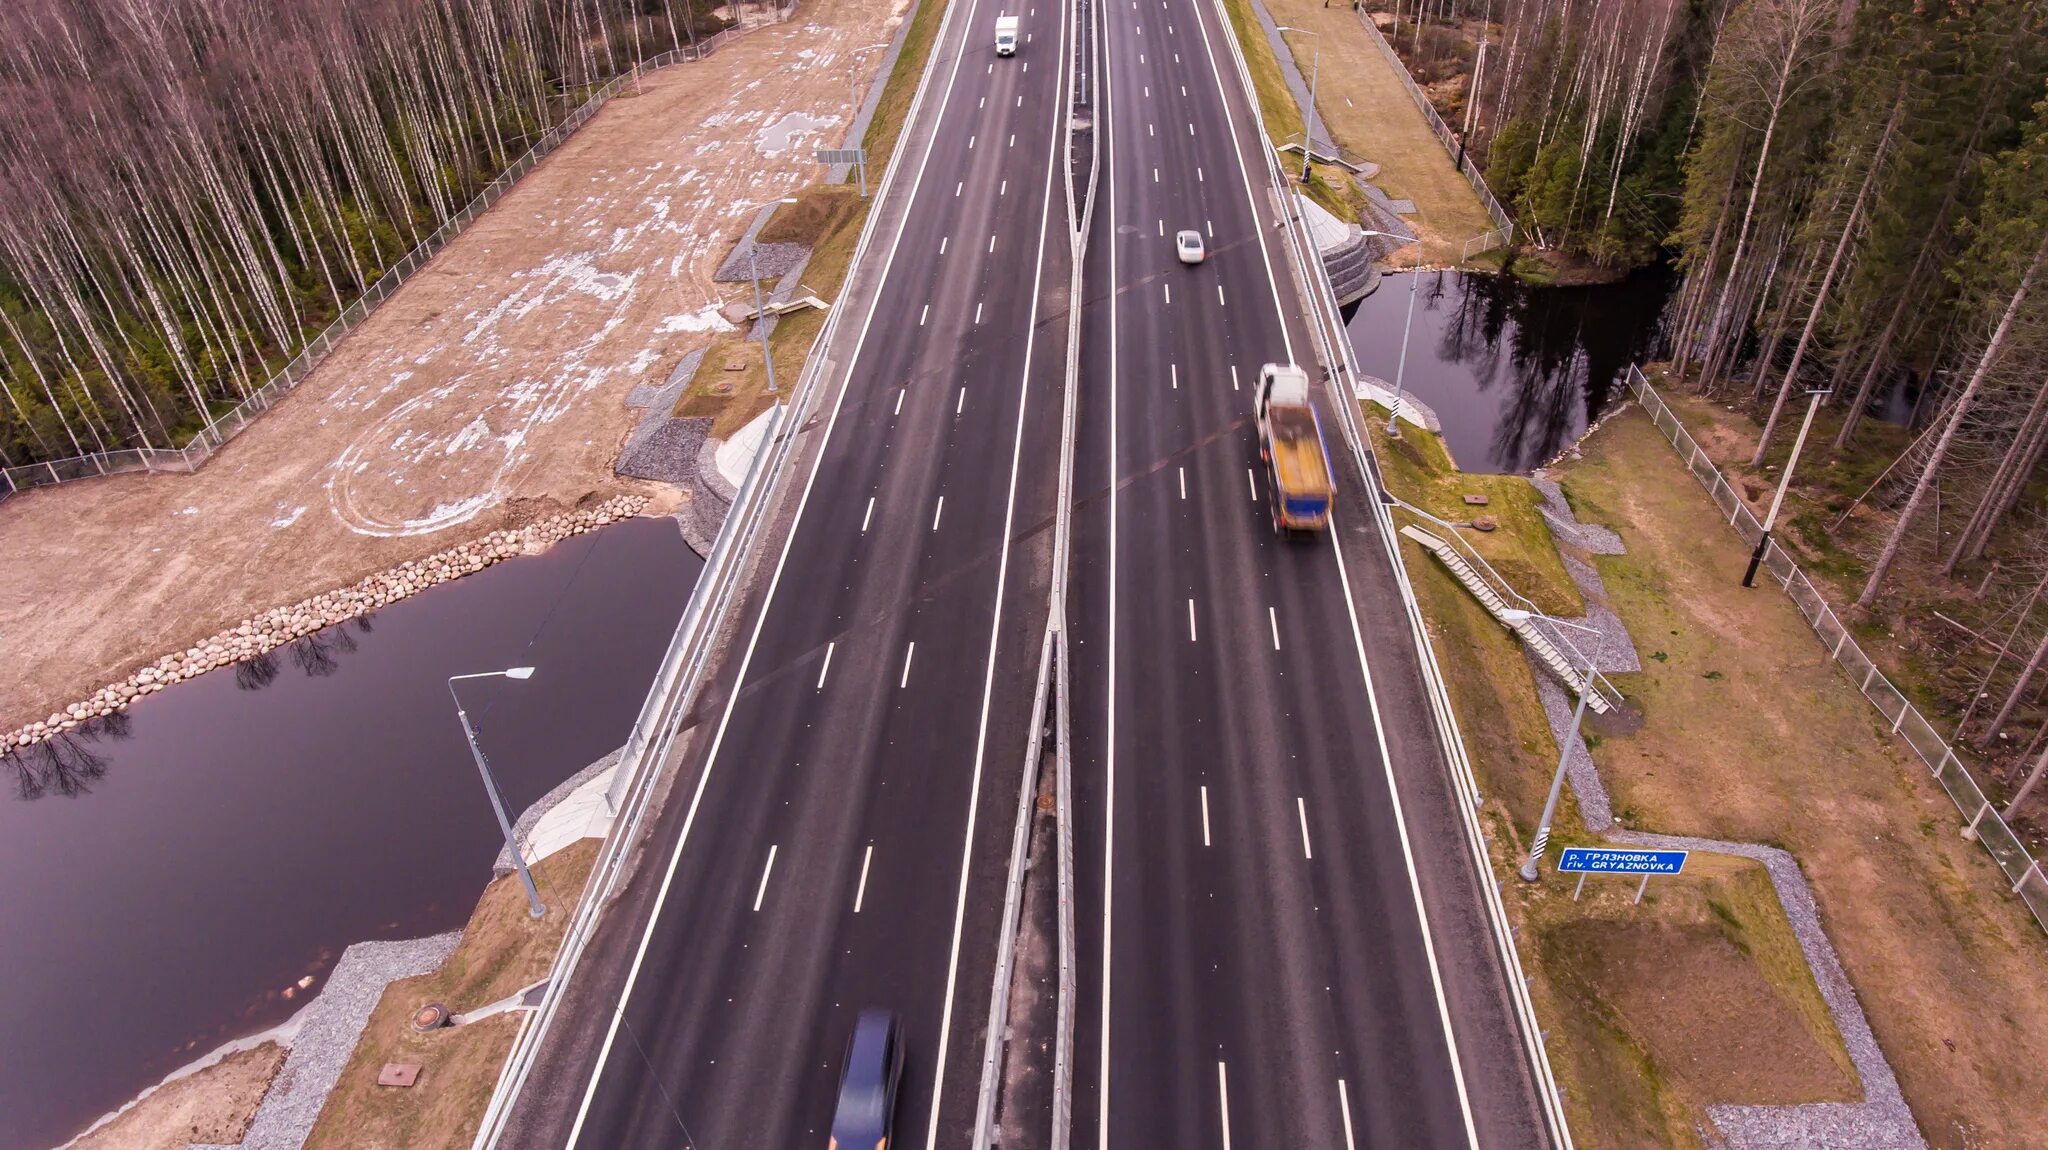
[2,495,648,757]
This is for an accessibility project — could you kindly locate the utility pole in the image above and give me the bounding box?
[1744,388,1829,587]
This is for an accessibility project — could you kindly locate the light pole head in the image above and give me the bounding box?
[503,666,536,680]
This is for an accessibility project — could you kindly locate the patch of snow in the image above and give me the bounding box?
[270,505,307,529]
[658,306,735,335]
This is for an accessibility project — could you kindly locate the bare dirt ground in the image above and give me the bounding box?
[1560,411,2048,1148]
[1259,0,1495,266]
[65,1042,283,1150]
[0,0,909,735]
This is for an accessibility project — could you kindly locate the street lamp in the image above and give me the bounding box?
[1744,388,1831,588]
[1498,609,1604,882]
[1275,26,1321,184]
[1385,268,1418,439]
[449,667,545,918]
[848,43,888,114]
[734,196,801,393]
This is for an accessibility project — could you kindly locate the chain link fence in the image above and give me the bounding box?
[1351,8,1514,243]
[1626,365,2048,934]
[0,30,740,504]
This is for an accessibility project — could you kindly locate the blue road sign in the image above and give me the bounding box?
[1556,847,1688,875]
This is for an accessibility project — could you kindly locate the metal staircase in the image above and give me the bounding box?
[1400,525,1613,714]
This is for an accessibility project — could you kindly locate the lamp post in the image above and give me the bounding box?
[1385,268,1418,438]
[735,196,801,393]
[1744,388,1831,587]
[449,667,545,918]
[1499,610,1603,882]
[1275,26,1321,183]
[848,43,887,114]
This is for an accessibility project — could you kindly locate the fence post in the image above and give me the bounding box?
[2015,857,2043,895]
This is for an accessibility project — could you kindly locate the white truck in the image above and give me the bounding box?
[995,15,1020,55]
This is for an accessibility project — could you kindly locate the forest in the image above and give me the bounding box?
[1381,0,2048,809]
[0,0,721,471]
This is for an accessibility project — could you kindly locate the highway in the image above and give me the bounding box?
[1064,0,1553,1144]
[498,0,1074,1144]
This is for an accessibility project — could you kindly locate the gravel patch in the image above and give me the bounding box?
[191,932,461,1150]
[1524,481,1926,1149]
[616,416,712,486]
[713,239,811,283]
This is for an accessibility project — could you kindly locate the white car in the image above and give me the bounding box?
[1176,229,1206,264]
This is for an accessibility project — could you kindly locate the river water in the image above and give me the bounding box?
[1,516,699,1150]
[1346,267,1675,473]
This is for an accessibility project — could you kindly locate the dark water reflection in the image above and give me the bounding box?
[0,517,698,1150]
[1345,267,1674,473]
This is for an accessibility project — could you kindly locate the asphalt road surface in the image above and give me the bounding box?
[1063,0,1553,1145]
[508,0,1074,1144]
[506,0,1555,1143]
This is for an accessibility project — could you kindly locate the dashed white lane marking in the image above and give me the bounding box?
[1024,61,1029,71]
[932,495,945,531]
[1164,282,1171,304]
[1218,284,1227,306]
[1207,218,1214,237]
[1146,86,1151,97]
[1199,784,1212,845]
[1010,133,1017,145]
[894,388,906,415]
[957,386,967,413]
[1179,466,1186,499]
[1339,1080,1358,1150]
[1189,123,1195,136]
[969,134,977,149]
[988,62,993,73]
[1246,467,1258,500]
[1182,84,1188,96]
[1218,1062,1234,1150]
[989,234,997,252]
[1153,167,1160,182]
[956,181,964,197]
[900,642,916,688]
[1168,23,1174,33]
[855,845,874,913]
[862,498,876,532]
[1198,166,1205,181]
[1230,362,1239,389]
[1187,598,1198,642]
[1018,95,1024,107]
[1170,363,1178,389]
[1001,179,1007,195]
[752,845,778,912]
[940,235,949,254]
[1298,797,1314,859]
[817,641,836,688]
[1270,606,1281,650]
[975,301,983,324]
[1175,51,1181,62]
[1158,220,1164,235]
[921,303,930,325]
[1141,52,1146,62]
[980,96,986,108]
[1149,123,1154,136]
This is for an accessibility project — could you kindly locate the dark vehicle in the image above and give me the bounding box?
[829,1010,903,1149]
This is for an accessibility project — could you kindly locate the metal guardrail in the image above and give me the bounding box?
[0,32,740,503]
[1350,10,1515,244]
[1204,0,1573,1141]
[470,0,978,1141]
[1625,366,2048,934]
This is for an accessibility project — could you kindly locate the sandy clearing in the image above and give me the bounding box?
[0,0,907,732]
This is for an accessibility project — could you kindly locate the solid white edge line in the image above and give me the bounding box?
[817,641,836,689]
[922,6,1072,1139]
[901,640,917,688]
[1297,795,1313,859]
[1194,0,1486,1137]
[1200,784,1211,846]
[1098,17,1123,1139]
[1339,1079,1358,1150]
[752,844,778,912]
[855,844,874,913]
[560,0,992,1134]
[1332,518,1482,1146]
[1217,1061,1234,1150]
